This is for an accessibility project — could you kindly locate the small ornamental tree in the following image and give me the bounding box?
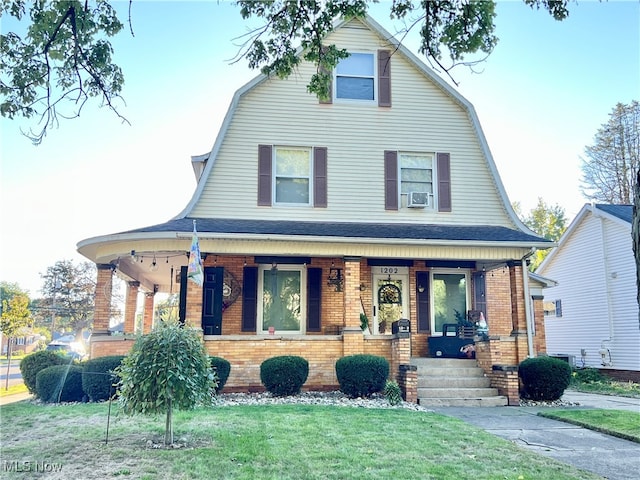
[115,320,216,445]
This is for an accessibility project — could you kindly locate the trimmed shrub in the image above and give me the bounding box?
[572,367,608,384]
[20,350,67,394]
[210,356,231,393]
[519,356,572,401]
[82,355,125,401]
[335,354,389,398]
[260,356,309,396]
[36,365,84,403]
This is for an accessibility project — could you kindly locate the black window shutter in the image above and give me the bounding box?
[384,150,398,210]
[416,271,430,333]
[242,266,258,332]
[314,147,328,208]
[437,152,451,212]
[307,267,322,332]
[378,49,391,107]
[179,266,188,326]
[258,145,272,206]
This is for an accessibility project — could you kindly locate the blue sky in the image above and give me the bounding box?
[1,0,639,296]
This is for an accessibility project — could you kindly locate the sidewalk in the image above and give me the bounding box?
[0,391,32,406]
[432,391,640,480]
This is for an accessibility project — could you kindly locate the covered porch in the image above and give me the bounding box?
[79,218,551,404]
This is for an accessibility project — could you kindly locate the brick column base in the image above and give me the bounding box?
[398,364,418,403]
[488,365,520,406]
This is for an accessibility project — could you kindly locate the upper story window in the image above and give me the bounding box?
[274,147,311,205]
[335,52,375,101]
[384,150,450,211]
[400,153,434,208]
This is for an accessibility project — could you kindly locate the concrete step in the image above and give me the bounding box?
[418,376,492,388]
[417,387,500,399]
[411,358,478,368]
[413,366,486,377]
[419,396,509,407]
[411,357,505,407]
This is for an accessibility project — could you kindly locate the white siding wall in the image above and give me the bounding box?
[542,211,639,372]
[191,20,515,228]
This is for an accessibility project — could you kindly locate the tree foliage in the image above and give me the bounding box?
[0,0,127,143]
[580,101,639,205]
[513,198,567,270]
[0,291,32,338]
[115,320,216,445]
[39,260,97,339]
[2,0,571,137]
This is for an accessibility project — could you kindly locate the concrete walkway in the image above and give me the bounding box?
[432,391,640,480]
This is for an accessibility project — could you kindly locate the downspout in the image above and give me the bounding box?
[599,214,614,366]
[521,249,536,358]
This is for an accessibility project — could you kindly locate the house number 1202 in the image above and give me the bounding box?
[380,267,399,274]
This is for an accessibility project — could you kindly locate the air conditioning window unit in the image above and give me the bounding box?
[407,192,430,208]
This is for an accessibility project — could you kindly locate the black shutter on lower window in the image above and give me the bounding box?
[179,266,188,326]
[241,266,258,332]
[416,271,430,333]
[307,267,322,332]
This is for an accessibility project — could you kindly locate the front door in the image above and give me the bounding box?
[372,267,409,334]
[202,267,224,335]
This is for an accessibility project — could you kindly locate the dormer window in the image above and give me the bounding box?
[336,52,375,101]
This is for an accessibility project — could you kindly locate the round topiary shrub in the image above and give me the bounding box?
[335,354,389,398]
[210,356,231,393]
[519,356,572,401]
[82,355,125,401]
[20,350,68,394]
[36,365,85,403]
[260,356,309,396]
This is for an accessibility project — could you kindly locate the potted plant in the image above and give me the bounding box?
[360,313,370,335]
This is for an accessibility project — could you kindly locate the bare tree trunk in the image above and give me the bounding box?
[634,168,640,324]
[165,397,173,445]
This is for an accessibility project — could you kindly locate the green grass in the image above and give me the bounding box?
[570,380,640,397]
[539,409,640,443]
[0,401,602,480]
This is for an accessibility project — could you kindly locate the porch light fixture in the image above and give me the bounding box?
[149,255,159,272]
[327,267,344,292]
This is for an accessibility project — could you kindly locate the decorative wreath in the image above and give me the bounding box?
[222,270,241,310]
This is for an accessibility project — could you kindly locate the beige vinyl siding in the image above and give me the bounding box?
[191,19,514,229]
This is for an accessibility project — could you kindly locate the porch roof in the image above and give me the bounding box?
[119,217,551,245]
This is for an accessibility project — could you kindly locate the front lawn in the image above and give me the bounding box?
[0,401,602,480]
[539,409,640,443]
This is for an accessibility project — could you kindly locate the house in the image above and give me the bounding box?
[77,15,553,404]
[537,203,639,382]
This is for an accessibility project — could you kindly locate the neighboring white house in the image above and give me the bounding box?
[537,203,639,379]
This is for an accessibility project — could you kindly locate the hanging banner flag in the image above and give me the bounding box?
[187,220,204,286]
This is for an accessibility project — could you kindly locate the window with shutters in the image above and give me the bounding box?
[385,151,450,211]
[257,264,306,334]
[400,152,434,208]
[335,52,375,101]
[274,147,312,205]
